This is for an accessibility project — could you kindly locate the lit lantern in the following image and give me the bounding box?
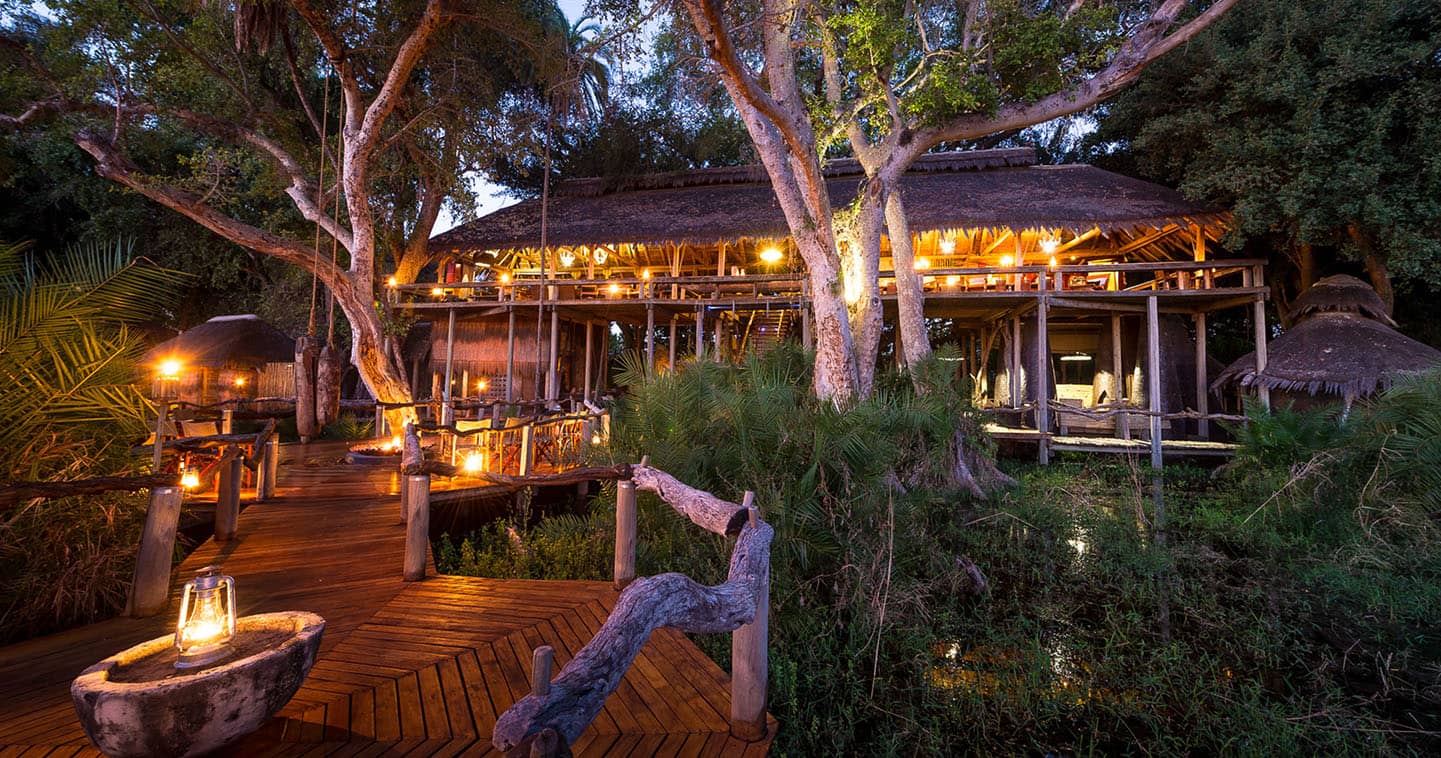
[430,287,444,297]
[1049,256,1058,268]
[914,257,931,270]
[593,247,609,265]
[180,469,201,490]
[591,432,603,446]
[499,273,511,284]
[939,237,956,255]
[945,275,960,287]
[640,268,652,280]
[759,246,783,264]
[999,254,1015,267]
[558,249,576,268]
[158,359,183,380]
[1039,234,1061,255]
[476,378,489,392]
[463,451,484,473]
[233,376,247,388]
[387,276,398,288]
[174,566,236,669]
[607,282,622,296]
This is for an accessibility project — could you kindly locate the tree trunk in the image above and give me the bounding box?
[884,189,932,370]
[316,342,343,427]
[1348,224,1393,316]
[845,187,884,395]
[294,335,320,442]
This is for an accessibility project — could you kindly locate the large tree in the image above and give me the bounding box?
[0,0,576,421]
[1082,0,1441,324]
[671,0,1239,402]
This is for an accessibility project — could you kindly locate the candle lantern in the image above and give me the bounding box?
[175,565,237,669]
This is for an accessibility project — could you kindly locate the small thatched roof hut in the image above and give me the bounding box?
[1214,275,1441,401]
[146,314,294,368]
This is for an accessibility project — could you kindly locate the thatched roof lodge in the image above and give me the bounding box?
[145,314,296,403]
[1214,275,1441,404]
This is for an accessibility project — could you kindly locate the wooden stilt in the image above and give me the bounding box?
[614,479,636,589]
[695,307,705,359]
[583,322,594,402]
[1253,289,1270,410]
[1010,316,1022,409]
[1037,286,1050,465]
[1194,312,1209,439]
[1112,313,1129,439]
[1146,295,1163,470]
[668,316,678,371]
[128,486,183,617]
[547,304,560,401]
[403,474,430,581]
[442,308,456,425]
[505,305,516,402]
[730,493,768,741]
[646,303,656,370]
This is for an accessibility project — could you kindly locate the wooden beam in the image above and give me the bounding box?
[1194,312,1209,439]
[1118,224,1180,254]
[1146,295,1162,470]
[1112,313,1129,439]
[1036,285,1050,465]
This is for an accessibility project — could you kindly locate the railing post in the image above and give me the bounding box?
[731,492,768,741]
[129,486,183,617]
[530,645,554,696]
[151,401,168,472]
[613,479,637,589]
[403,473,430,581]
[215,451,242,541]
[261,438,279,500]
[519,424,534,476]
[220,408,233,435]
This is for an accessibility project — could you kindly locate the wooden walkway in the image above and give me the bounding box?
[0,442,774,756]
[984,423,1239,458]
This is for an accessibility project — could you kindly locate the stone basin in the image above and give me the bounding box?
[71,611,324,757]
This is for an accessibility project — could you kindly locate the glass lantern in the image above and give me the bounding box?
[174,565,237,669]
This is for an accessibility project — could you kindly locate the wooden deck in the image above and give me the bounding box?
[984,424,1239,457]
[0,442,774,756]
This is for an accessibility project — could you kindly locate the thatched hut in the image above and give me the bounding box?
[1214,275,1441,407]
[145,315,296,404]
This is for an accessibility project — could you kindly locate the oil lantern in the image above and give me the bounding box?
[174,565,237,669]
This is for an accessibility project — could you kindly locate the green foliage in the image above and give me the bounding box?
[436,511,613,581]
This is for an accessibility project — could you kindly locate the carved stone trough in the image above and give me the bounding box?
[70,611,324,757]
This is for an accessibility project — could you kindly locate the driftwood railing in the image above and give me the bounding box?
[394,428,773,751]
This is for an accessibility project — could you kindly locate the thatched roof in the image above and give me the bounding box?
[430,148,1225,254]
[1212,312,1441,398]
[1288,274,1396,326]
[145,315,295,369]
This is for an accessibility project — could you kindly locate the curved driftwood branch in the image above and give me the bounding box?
[492,515,773,751]
[631,464,749,536]
[0,474,181,512]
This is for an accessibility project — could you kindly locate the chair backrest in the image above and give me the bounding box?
[180,421,220,438]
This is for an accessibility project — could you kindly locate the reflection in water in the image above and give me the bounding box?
[928,636,1141,708]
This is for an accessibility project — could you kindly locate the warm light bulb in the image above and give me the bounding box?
[463,452,484,473]
[499,273,511,284]
[159,359,182,379]
[939,238,956,255]
[593,247,609,264]
[945,275,960,287]
[559,249,576,267]
[608,282,621,296]
[914,257,931,270]
[641,268,651,280]
[759,246,784,264]
[233,376,246,387]
[590,432,602,445]
[387,276,398,288]
[1049,256,1058,268]
[999,254,1015,267]
[1039,235,1061,255]
[431,287,444,297]
[476,378,488,391]
[181,469,200,490]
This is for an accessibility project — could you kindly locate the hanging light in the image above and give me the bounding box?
[593,247,609,265]
[180,469,201,490]
[558,249,576,268]
[463,451,484,473]
[939,237,956,255]
[590,431,603,446]
[999,254,1015,267]
[641,268,652,280]
[476,378,488,392]
[1049,256,1058,268]
[759,246,784,264]
[914,257,931,270]
[233,376,246,388]
[158,359,183,380]
[607,282,622,296]
[945,275,960,287]
[174,566,236,669]
[1060,353,1093,362]
[1039,234,1061,255]
[499,272,511,284]
[430,287,444,297]
[386,276,398,288]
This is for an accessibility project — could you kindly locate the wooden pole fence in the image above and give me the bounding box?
[129,486,184,617]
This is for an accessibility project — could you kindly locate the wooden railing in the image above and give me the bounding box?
[393,434,773,752]
[395,258,1268,307]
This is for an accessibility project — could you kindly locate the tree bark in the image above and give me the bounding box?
[883,188,932,370]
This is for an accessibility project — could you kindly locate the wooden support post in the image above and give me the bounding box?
[695,307,705,359]
[531,645,554,697]
[646,302,655,369]
[583,321,593,402]
[215,452,242,541]
[519,425,534,477]
[1146,296,1163,470]
[1253,291,1271,410]
[1194,312,1209,439]
[129,486,183,617]
[547,304,560,401]
[668,317,678,371]
[1036,288,1050,465]
[1112,313,1129,439]
[151,401,168,472]
[505,305,517,402]
[374,404,386,439]
[442,307,456,426]
[730,492,768,742]
[1010,317,1022,409]
[403,473,430,581]
[259,438,279,501]
[220,409,233,435]
[614,479,637,589]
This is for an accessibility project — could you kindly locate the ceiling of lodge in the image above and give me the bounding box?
[431,159,1229,271]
